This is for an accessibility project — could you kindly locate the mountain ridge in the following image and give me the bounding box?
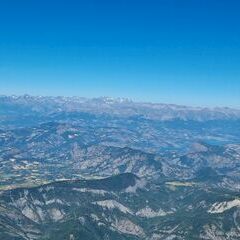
[1,95,240,121]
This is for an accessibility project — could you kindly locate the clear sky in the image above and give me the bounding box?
[0,0,239,107]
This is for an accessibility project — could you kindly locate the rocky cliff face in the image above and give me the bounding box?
[0,173,239,240]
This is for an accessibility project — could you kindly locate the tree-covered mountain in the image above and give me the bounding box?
[0,173,239,240]
[0,96,240,239]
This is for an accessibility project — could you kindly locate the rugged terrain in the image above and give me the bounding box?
[0,95,240,239]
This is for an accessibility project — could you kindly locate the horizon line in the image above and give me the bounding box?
[1,93,239,110]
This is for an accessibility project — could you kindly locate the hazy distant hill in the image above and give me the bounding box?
[1,95,240,122]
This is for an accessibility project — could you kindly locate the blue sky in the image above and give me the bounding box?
[0,0,239,107]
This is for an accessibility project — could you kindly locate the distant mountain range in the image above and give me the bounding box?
[1,95,240,122]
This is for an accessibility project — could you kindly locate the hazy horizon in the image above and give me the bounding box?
[1,93,240,110]
[0,1,240,108]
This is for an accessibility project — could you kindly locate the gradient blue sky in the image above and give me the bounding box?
[0,0,239,107]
